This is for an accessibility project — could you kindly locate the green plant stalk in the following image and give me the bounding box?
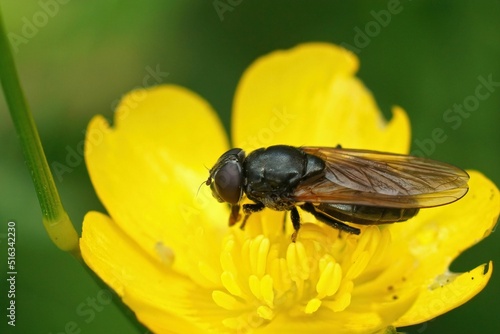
[0,6,79,257]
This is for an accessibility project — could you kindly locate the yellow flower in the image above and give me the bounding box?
[80,43,499,333]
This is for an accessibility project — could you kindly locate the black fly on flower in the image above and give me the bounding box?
[207,145,469,241]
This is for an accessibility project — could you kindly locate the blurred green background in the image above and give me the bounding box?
[1,1,499,333]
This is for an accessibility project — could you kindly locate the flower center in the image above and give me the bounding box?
[210,216,392,332]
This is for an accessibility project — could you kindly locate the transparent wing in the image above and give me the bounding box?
[293,147,469,208]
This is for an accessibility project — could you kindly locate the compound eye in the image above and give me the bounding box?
[209,182,223,202]
[213,161,243,204]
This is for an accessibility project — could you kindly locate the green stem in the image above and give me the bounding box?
[0,5,80,257]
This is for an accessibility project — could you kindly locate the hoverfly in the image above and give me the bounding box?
[205,145,469,241]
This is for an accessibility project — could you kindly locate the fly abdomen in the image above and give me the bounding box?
[316,203,419,225]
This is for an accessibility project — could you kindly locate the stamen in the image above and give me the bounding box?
[220,239,237,273]
[286,242,310,282]
[323,280,353,312]
[213,222,393,330]
[260,275,275,307]
[249,236,270,277]
[370,227,391,265]
[257,305,274,320]
[249,275,262,300]
[345,250,371,280]
[305,298,322,314]
[316,261,342,299]
[212,290,244,310]
[270,257,292,296]
[221,271,244,298]
[323,292,351,312]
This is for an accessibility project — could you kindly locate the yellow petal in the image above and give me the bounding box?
[390,171,499,279]
[232,43,410,153]
[80,211,230,333]
[84,85,229,283]
[385,171,498,325]
[393,262,492,326]
[256,304,414,334]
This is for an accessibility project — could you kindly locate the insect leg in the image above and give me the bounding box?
[228,204,241,226]
[240,202,265,230]
[290,207,301,242]
[282,213,287,233]
[301,203,360,235]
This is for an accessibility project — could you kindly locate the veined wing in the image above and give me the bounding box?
[293,147,469,208]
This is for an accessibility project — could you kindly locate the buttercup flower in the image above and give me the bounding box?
[80,43,499,333]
